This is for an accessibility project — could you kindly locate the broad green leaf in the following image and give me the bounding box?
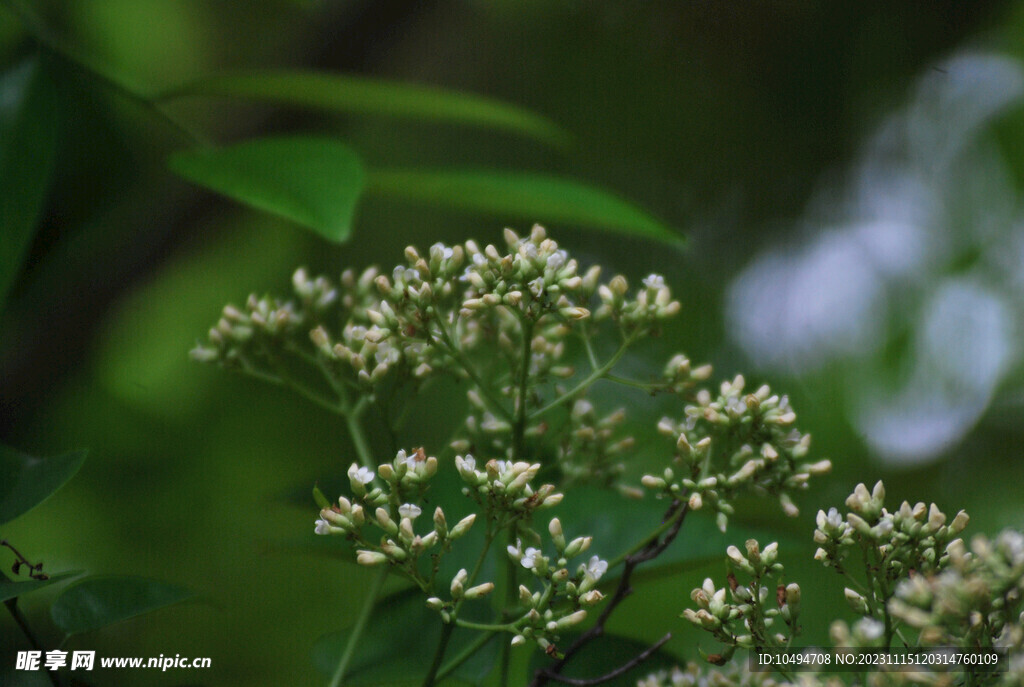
[0,55,59,311]
[312,587,497,686]
[0,570,83,603]
[168,136,365,242]
[366,169,682,245]
[161,71,570,149]
[0,445,87,525]
[51,575,195,636]
[528,632,681,687]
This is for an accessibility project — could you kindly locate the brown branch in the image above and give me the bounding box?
[1,539,48,580]
[529,500,689,687]
[538,633,672,686]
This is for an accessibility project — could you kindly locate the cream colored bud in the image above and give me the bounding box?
[465,582,495,600]
[450,513,476,539]
[357,550,388,566]
[557,610,587,628]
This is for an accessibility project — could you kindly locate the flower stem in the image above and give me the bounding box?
[328,568,388,687]
[422,621,456,687]
[530,337,634,419]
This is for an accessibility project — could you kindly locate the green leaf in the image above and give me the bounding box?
[0,55,59,311]
[0,570,84,604]
[160,70,570,149]
[312,588,497,686]
[366,169,682,245]
[528,632,681,687]
[168,136,365,242]
[0,445,87,525]
[50,576,195,636]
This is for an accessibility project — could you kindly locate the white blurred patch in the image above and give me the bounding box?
[726,51,1024,466]
[856,281,1015,465]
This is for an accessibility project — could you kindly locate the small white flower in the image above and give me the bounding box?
[546,250,567,270]
[585,555,608,581]
[314,518,331,535]
[348,463,375,484]
[458,455,476,472]
[642,274,666,290]
[521,547,541,570]
[399,503,422,519]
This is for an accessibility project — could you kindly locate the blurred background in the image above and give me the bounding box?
[2,1,1024,685]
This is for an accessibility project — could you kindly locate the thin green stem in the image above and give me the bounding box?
[498,532,517,687]
[580,332,599,371]
[435,631,497,681]
[529,337,634,419]
[429,324,514,423]
[422,622,456,687]
[455,618,514,632]
[512,318,534,460]
[328,568,388,687]
[604,374,662,392]
[343,398,374,471]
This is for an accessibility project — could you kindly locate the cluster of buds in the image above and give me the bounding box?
[595,273,681,335]
[557,400,632,489]
[314,449,475,588]
[644,377,830,532]
[190,294,307,366]
[683,540,800,663]
[887,529,1023,656]
[455,455,563,516]
[661,354,713,395]
[813,482,970,620]
[501,517,608,651]
[459,225,597,322]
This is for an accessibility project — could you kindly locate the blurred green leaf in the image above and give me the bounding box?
[528,632,680,686]
[168,136,365,242]
[0,570,83,603]
[0,446,87,525]
[0,55,59,311]
[366,169,681,245]
[312,587,497,686]
[51,575,195,636]
[161,70,570,149]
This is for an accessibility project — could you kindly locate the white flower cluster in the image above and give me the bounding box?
[643,376,830,531]
[682,540,800,662]
[189,294,307,365]
[455,455,563,515]
[887,529,1023,675]
[314,449,476,588]
[499,517,608,650]
[459,226,597,321]
[813,482,969,593]
[596,271,681,333]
